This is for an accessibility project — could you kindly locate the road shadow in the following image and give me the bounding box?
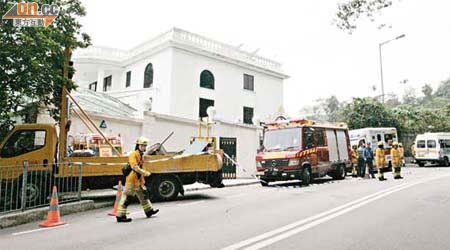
[265,176,341,188]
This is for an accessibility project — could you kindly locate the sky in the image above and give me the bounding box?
[79,0,450,117]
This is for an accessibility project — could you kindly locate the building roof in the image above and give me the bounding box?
[71,88,137,119]
[73,27,289,79]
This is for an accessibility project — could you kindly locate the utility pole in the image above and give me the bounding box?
[378,34,406,104]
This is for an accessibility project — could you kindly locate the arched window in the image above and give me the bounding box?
[144,63,153,88]
[200,70,214,89]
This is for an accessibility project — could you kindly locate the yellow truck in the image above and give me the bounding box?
[0,50,223,207]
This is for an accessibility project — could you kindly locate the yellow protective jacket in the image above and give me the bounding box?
[126,150,147,187]
[391,148,401,166]
[411,144,416,157]
[351,149,358,164]
[375,148,385,167]
[399,148,404,159]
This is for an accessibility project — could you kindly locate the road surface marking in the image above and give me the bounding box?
[177,200,206,207]
[12,224,69,236]
[220,174,450,250]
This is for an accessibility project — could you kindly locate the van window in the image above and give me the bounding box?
[377,134,382,142]
[427,140,436,148]
[1,130,47,158]
[417,140,426,148]
[384,133,396,143]
[443,140,450,149]
[315,128,325,146]
[304,127,314,149]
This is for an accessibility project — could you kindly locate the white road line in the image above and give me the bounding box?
[12,224,69,236]
[177,200,206,207]
[220,174,450,250]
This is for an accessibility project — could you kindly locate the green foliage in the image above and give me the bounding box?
[0,0,91,141]
[335,0,394,32]
[339,98,400,130]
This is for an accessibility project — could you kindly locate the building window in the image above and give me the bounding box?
[126,71,131,88]
[200,70,214,89]
[244,74,254,91]
[103,75,112,92]
[199,98,214,118]
[243,106,254,124]
[144,63,153,88]
[89,82,97,91]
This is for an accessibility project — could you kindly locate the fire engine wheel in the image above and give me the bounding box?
[301,167,311,186]
[153,175,180,201]
[333,164,346,180]
[418,162,425,167]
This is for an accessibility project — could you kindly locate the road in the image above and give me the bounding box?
[1,166,450,250]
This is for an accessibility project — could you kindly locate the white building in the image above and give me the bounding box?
[71,27,289,178]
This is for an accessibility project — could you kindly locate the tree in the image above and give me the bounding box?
[402,86,418,105]
[324,95,341,122]
[434,77,450,98]
[422,84,433,101]
[339,97,400,130]
[335,0,394,33]
[0,1,91,141]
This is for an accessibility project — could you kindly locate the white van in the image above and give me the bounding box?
[415,133,450,167]
[349,127,398,167]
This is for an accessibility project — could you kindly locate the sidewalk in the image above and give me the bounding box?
[82,178,260,199]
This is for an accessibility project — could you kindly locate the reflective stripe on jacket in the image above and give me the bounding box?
[391,148,401,166]
[375,148,385,167]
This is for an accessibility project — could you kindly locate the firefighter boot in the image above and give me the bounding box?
[116,215,132,223]
[145,208,159,218]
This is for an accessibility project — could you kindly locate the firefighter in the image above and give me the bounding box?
[391,142,403,179]
[116,137,159,223]
[376,141,387,181]
[351,145,358,177]
[398,143,405,167]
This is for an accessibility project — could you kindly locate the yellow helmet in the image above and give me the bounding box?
[399,143,403,147]
[393,142,399,146]
[135,137,149,145]
[377,141,384,146]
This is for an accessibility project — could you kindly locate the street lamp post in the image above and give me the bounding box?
[378,34,406,104]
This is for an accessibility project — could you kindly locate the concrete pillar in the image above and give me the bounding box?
[97,69,105,92]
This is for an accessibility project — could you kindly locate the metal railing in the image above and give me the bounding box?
[0,161,83,214]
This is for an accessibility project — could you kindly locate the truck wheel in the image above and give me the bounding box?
[19,172,51,207]
[418,162,425,167]
[153,175,180,201]
[301,167,311,186]
[443,157,449,167]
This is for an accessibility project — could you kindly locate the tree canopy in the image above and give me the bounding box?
[0,0,91,141]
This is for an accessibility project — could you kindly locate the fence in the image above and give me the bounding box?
[0,161,82,215]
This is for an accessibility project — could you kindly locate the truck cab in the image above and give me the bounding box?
[0,124,58,177]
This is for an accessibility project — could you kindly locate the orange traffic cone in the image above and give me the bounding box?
[108,181,123,216]
[39,186,66,227]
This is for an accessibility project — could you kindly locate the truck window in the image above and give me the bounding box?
[384,134,396,143]
[1,130,46,158]
[304,127,314,149]
[263,128,301,151]
[427,140,436,148]
[316,128,325,146]
[417,140,426,148]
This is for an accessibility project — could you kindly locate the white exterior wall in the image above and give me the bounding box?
[170,48,284,122]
